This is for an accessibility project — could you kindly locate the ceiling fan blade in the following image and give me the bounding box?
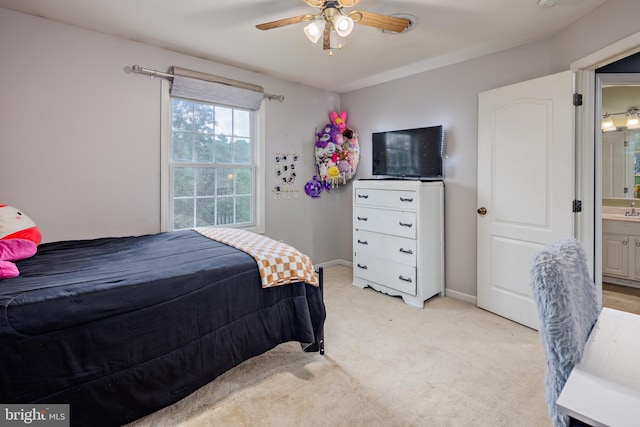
[349,10,411,33]
[323,26,330,50]
[304,0,325,7]
[337,0,361,7]
[256,14,314,31]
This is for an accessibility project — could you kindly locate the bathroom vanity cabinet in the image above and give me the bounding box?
[602,219,640,286]
[352,179,444,308]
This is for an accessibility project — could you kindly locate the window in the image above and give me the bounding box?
[161,79,265,233]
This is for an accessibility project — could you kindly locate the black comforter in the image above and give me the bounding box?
[0,230,325,426]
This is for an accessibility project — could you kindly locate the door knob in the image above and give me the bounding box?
[477,207,487,215]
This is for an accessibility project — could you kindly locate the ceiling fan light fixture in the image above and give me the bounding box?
[304,20,324,44]
[329,30,346,50]
[333,14,354,37]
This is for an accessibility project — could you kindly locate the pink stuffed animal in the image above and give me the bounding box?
[330,111,347,131]
[0,205,41,279]
[0,239,37,279]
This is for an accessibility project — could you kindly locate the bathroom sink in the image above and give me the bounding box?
[602,206,640,221]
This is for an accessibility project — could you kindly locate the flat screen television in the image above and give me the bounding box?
[372,125,444,179]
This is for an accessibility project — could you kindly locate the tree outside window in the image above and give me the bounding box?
[170,99,254,230]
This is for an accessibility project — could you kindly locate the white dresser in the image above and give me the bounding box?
[352,179,444,308]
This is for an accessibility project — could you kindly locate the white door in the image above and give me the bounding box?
[477,70,576,330]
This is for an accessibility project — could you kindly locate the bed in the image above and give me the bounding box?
[0,228,325,427]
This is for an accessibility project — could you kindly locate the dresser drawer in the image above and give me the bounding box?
[353,229,416,266]
[353,253,417,295]
[354,206,416,239]
[354,188,417,211]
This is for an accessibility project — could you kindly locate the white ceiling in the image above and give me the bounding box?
[0,0,608,93]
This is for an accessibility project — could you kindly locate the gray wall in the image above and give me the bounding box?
[0,8,340,263]
[3,0,640,301]
[340,0,640,300]
[340,42,553,300]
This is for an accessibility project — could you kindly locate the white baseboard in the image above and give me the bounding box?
[314,259,352,269]
[315,259,478,306]
[444,288,477,305]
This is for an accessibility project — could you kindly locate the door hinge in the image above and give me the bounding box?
[573,93,583,106]
[572,200,582,213]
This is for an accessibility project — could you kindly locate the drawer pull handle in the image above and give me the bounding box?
[357,194,369,199]
[399,275,413,283]
[399,221,413,227]
[400,197,414,202]
[399,248,413,254]
[357,239,369,245]
[357,263,368,270]
[357,216,368,221]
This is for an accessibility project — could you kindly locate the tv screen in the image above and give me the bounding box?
[372,125,444,178]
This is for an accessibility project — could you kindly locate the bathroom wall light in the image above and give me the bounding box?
[626,109,640,129]
[602,113,615,131]
[601,108,640,131]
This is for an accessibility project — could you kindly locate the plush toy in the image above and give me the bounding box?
[330,111,347,131]
[315,141,336,159]
[315,123,339,148]
[304,176,322,198]
[0,205,41,279]
[0,205,42,244]
[0,239,37,279]
[306,111,360,198]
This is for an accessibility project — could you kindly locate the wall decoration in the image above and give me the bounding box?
[305,111,359,198]
[273,152,299,199]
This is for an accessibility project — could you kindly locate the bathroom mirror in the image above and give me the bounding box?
[601,85,640,200]
[601,129,640,199]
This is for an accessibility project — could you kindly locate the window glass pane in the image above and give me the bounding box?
[172,132,193,162]
[215,106,233,136]
[174,198,194,229]
[234,109,250,138]
[195,134,213,163]
[214,134,233,163]
[236,196,251,223]
[236,168,252,194]
[174,167,194,197]
[196,198,215,227]
[216,169,235,195]
[217,197,234,225]
[194,103,214,134]
[172,100,193,131]
[170,97,257,230]
[196,168,216,196]
[233,138,251,164]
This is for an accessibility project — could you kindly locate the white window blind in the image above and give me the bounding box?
[169,66,264,111]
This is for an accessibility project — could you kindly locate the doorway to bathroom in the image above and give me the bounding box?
[597,56,640,315]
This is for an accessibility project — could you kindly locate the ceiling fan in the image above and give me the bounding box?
[255,0,412,55]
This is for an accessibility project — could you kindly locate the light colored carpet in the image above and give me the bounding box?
[126,265,550,427]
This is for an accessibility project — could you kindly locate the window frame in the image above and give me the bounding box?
[160,80,265,234]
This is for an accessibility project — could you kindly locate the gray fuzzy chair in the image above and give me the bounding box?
[530,238,599,427]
